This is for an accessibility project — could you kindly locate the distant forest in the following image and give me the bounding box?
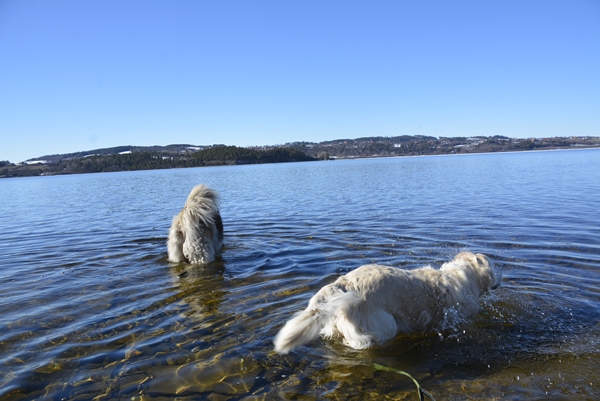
[1,146,314,178]
[2,135,599,178]
[289,135,600,159]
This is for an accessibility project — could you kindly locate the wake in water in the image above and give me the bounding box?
[274,252,502,353]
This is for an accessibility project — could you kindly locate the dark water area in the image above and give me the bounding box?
[1,149,599,400]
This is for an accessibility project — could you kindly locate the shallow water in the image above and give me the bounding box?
[1,149,599,400]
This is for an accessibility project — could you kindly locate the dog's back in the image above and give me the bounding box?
[274,252,500,353]
[167,185,223,264]
[274,266,425,353]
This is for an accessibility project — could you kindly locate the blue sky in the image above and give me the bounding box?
[1,1,599,163]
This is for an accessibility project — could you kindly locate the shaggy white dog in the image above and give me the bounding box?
[274,252,501,354]
[167,184,223,264]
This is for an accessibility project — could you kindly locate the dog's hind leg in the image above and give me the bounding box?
[167,221,186,263]
[336,307,398,349]
[183,230,214,264]
[334,314,374,349]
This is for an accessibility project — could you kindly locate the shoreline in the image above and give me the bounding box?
[2,144,599,179]
[326,144,600,162]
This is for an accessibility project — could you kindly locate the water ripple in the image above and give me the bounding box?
[1,150,599,400]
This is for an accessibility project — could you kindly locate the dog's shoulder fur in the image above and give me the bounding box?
[274,252,501,354]
[167,184,223,264]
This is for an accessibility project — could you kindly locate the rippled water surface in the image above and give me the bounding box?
[1,149,599,400]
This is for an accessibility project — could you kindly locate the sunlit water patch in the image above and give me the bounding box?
[1,149,599,400]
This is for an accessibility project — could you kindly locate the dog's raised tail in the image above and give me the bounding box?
[273,308,325,355]
[274,290,360,354]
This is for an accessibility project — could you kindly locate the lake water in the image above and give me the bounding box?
[1,149,599,400]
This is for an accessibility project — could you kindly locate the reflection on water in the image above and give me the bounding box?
[0,150,599,400]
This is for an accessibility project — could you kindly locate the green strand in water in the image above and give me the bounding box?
[373,363,437,401]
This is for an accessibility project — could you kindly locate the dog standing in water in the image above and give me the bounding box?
[167,185,223,264]
[274,252,501,353]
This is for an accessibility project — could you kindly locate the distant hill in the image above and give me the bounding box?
[288,135,600,159]
[27,144,204,164]
[2,135,599,178]
[1,144,315,178]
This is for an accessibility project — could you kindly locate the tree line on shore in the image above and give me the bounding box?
[289,135,600,159]
[2,135,599,178]
[1,146,314,178]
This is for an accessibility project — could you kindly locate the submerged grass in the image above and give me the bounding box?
[374,363,437,401]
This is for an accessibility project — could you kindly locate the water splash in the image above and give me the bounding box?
[436,306,466,340]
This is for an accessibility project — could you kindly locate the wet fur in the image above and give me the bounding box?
[274,252,501,354]
[167,185,223,264]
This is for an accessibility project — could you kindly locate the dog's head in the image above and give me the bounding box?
[446,252,501,293]
[473,253,502,291]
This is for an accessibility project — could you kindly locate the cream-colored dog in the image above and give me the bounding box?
[167,185,223,264]
[274,252,501,353]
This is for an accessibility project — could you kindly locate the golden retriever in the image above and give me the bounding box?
[274,252,501,353]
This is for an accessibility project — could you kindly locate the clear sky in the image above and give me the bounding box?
[1,1,599,163]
